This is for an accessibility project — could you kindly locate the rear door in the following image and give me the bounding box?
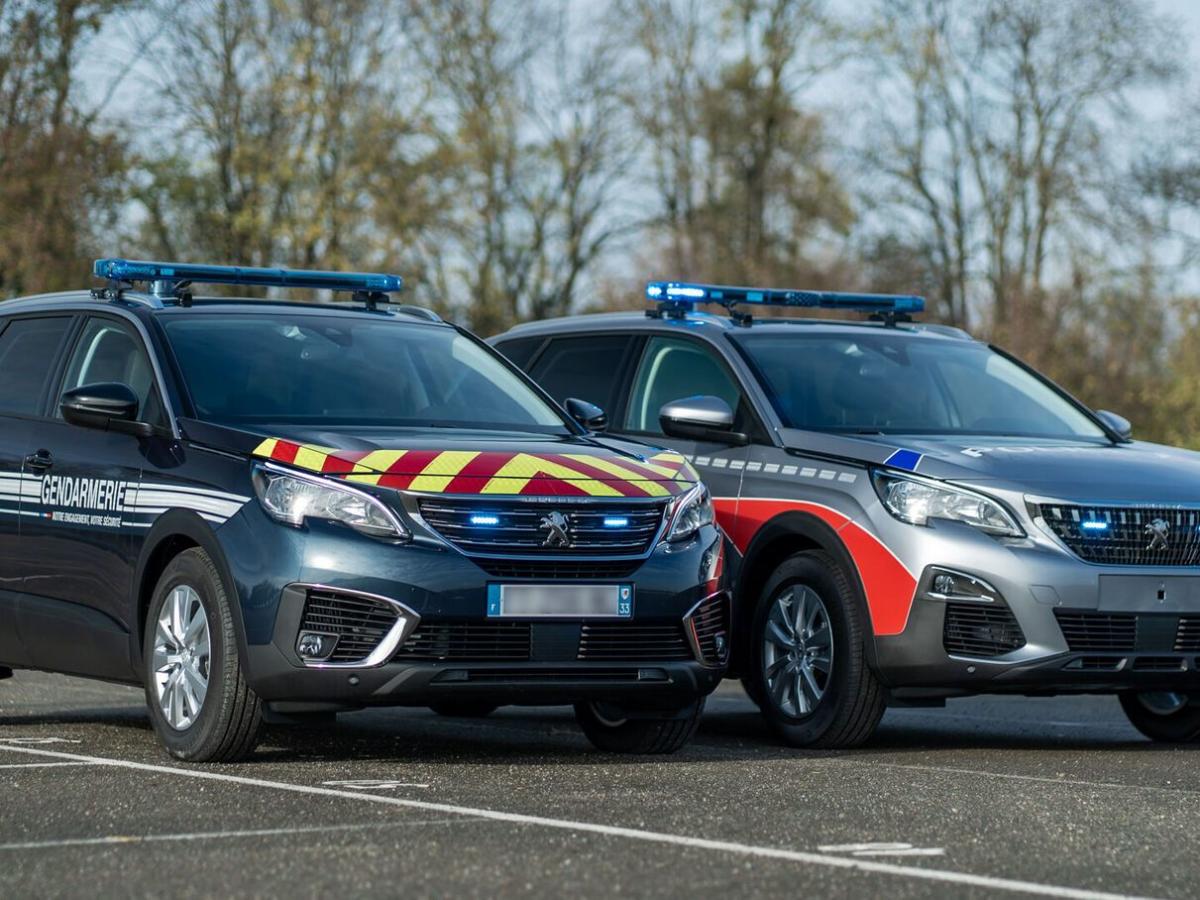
[0,313,78,667]
[18,313,166,681]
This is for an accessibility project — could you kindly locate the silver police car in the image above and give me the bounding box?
[492,281,1200,748]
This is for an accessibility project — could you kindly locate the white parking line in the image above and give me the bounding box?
[0,762,97,770]
[0,819,469,852]
[858,761,1200,796]
[0,743,1154,900]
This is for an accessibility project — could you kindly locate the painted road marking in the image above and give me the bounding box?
[0,762,98,770]
[820,842,946,858]
[0,819,469,852]
[0,743,1155,900]
[0,737,81,745]
[322,779,431,790]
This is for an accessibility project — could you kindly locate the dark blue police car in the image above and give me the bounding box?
[0,260,728,760]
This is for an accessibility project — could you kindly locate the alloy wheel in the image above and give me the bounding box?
[762,585,833,718]
[152,585,211,731]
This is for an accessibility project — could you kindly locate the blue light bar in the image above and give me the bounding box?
[603,517,629,528]
[1081,521,1109,531]
[94,258,403,294]
[469,515,500,526]
[645,281,924,315]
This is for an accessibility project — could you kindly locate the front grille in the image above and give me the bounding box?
[577,623,692,661]
[1038,504,1200,565]
[687,593,731,666]
[1055,611,1138,651]
[1133,656,1187,672]
[418,498,666,555]
[472,558,641,580]
[1176,617,1200,652]
[396,622,532,661]
[943,602,1026,657]
[396,618,705,664]
[300,589,400,663]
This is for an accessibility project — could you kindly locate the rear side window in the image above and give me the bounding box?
[529,334,635,413]
[493,336,544,370]
[0,316,74,416]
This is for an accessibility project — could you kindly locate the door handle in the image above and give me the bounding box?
[24,450,53,472]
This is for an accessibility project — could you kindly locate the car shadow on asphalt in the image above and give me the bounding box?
[0,702,1179,764]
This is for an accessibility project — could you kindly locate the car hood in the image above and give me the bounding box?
[777,429,1200,503]
[179,419,697,497]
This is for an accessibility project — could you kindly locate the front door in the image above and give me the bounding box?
[19,315,167,680]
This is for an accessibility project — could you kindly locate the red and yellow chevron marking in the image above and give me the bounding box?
[251,439,698,497]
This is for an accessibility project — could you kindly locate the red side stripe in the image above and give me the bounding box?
[715,497,918,637]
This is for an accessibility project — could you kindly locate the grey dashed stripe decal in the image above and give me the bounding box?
[689,458,859,484]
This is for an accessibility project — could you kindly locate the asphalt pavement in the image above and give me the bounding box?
[0,671,1195,899]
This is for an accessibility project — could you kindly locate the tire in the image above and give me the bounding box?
[1119,691,1200,742]
[0,666,12,681]
[143,547,263,762]
[429,701,499,718]
[574,698,705,754]
[747,550,885,748]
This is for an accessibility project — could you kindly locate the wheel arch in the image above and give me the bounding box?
[130,511,246,674]
[731,510,878,675]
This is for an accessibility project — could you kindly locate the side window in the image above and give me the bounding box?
[493,336,544,370]
[0,316,75,416]
[624,335,743,435]
[59,317,165,426]
[529,334,635,413]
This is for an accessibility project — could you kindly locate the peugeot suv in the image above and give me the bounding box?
[492,280,1200,747]
[0,261,728,761]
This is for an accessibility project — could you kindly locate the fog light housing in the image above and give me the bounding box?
[924,567,999,603]
[297,631,338,661]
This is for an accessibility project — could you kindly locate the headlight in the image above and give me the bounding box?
[664,484,715,542]
[252,463,409,540]
[871,470,1022,537]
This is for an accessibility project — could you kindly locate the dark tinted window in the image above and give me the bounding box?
[529,334,634,413]
[161,312,568,432]
[494,336,544,370]
[0,316,73,416]
[734,330,1104,438]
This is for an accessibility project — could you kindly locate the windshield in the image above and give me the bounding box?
[161,312,569,433]
[733,330,1107,439]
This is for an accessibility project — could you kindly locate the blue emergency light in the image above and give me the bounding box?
[645,281,924,318]
[93,258,404,298]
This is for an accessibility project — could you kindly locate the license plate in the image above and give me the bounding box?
[487,584,633,618]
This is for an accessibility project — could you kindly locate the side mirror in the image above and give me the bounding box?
[61,383,152,437]
[659,395,747,445]
[1096,409,1132,441]
[564,397,608,432]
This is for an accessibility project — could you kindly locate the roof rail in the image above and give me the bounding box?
[645,281,925,327]
[92,258,405,310]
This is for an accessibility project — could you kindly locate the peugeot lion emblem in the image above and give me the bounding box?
[1145,518,1171,552]
[539,511,572,548]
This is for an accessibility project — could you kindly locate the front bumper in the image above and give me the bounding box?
[869,515,1200,698]
[218,504,728,708]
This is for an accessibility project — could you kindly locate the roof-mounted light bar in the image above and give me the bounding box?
[645,281,924,325]
[93,258,404,308]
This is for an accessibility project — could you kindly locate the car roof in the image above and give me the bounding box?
[0,291,446,325]
[495,310,976,343]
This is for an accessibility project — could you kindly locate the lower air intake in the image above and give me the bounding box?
[300,589,401,664]
[943,602,1026,657]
